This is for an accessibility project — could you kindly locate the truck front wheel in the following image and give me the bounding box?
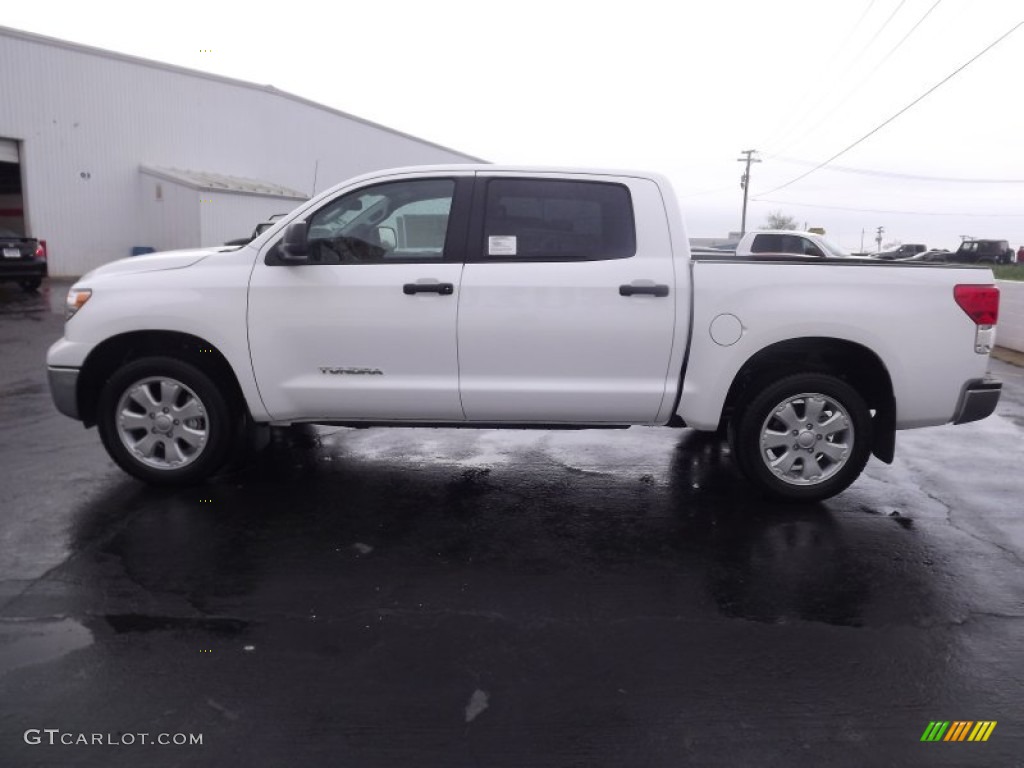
[729,373,872,502]
[97,357,235,485]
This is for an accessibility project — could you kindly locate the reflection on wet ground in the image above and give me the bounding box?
[0,617,92,676]
[44,429,899,630]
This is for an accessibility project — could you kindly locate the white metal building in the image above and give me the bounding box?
[0,26,482,276]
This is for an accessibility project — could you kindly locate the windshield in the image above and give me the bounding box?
[817,237,849,258]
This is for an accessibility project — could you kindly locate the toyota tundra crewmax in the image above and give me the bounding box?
[46,166,1003,501]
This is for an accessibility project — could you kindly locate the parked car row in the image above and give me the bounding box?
[0,229,47,292]
[873,244,926,260]
[691,231,1024,267]
[874,239,1015,265]
[690,230,851,260]
[894,249,950,263]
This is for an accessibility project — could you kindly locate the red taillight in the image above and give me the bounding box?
[35,240,47,260]
[954,284,999,325]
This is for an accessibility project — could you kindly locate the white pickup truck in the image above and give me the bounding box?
[46,165,1003,501]
[732,229,849,259]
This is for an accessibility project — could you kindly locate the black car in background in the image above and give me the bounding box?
[874,243,928,260]
[900,249,950,262]
[946,239,1013,265]
[0,229,47,292]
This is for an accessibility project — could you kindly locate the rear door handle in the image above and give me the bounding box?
[403,282,454,295]
[619,283,669,297]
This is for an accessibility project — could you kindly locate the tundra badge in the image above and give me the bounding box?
[319,367,384,375]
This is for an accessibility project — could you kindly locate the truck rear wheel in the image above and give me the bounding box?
[97,357,236,485]
[729,373,872,502]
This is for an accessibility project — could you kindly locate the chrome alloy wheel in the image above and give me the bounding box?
[115,376,209,470]
[758,392,853,486]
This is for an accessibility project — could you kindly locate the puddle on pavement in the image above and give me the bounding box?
[0,617,93,676]
[104,614,249,634]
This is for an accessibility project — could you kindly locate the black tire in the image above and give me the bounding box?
[97,357,237,485]
[729,373,872,502]
[18,278,42,292]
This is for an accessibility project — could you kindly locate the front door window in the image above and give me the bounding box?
[306,179,455,264]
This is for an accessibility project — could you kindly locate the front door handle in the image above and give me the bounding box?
[619,283,669,297]
[403,282,454,295]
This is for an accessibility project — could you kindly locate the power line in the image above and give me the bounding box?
[774,156,1024,184]
[833,0,881,62]
[877,0,944,66]
[765,0,908,153]
[759,0,880,152]
[755,18,1024,197]
[850,0,880,42]
[751,197,1024,217]
[822,0,910,84]
[764,0,943,159]
[861,0,910,58]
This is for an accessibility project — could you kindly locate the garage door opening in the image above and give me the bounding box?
[0,138,26,236]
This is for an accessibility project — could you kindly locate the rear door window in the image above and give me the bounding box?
[480,178,635,261]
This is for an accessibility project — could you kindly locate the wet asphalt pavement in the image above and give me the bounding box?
[1,281,1023,767]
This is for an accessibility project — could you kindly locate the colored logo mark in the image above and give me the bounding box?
[920,721,997,742]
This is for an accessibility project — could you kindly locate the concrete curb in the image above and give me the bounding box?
[992,346,1024,368]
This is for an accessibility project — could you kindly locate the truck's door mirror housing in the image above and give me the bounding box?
[280,221,310,262]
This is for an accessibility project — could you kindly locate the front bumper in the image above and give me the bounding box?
[47,367,80,420]
[952,377,1002,425]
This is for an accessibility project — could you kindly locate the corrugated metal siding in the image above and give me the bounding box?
[139,175,199,253]
[200,191,302,248]
[0,28,480,276]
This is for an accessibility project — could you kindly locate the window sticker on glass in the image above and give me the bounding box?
[488,235,517,256]
[487,236,520,257]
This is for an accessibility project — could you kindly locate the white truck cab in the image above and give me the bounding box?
[734,229,849,259]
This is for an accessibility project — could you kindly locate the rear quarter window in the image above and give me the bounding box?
[750,234,823,256]
[750,234,783,253]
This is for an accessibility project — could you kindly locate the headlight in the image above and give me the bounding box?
[65,288,92,320]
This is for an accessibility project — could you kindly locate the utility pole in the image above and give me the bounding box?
[736,149,761,236]
[860,228,865,253]
[875,226,884,253]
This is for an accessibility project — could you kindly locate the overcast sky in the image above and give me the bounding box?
[6,0,1023,251]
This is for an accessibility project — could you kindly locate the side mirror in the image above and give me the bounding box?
[280,221,310,262]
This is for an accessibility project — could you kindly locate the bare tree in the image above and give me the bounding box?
[763,211,799,230]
